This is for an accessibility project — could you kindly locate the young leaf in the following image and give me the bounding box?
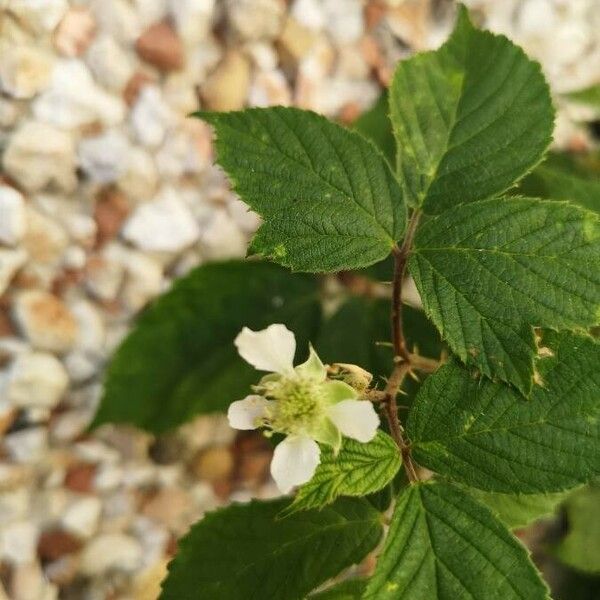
[93,261,320,433]
[198,107,406,272]
[469,489,574,529]
[517,151,600,214]
[160,498,383,600]
[363,482,548,599]
[310,579,367,599]
[553,482,600,573]
[284,431,401,515]
[390,6,553,213]
[407,331,600,494]
[352,92,395,166]
[410,197,600,393]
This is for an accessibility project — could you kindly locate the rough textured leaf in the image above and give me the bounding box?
[407,331,600,493]
[518,151,600,214]
[93,261,320,433]
[470,489,574,529]
[352,92,395,165]
[390,6,553,213]
[285,432,401,515]
[161,498,383,600]
[316,297,443,383]
[310,579,367,599]
[198,107,406,272]
[410,197,600,393]
[554,482,600,573]
[363,482,548,599]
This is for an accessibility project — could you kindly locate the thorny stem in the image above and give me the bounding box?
[391,211,422,362]
[384,210,422,483]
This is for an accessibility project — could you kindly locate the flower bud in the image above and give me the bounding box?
[330,363,373,394]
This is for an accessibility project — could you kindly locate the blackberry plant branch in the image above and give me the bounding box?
[385,209,422,483]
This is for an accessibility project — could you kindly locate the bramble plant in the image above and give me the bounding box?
[93,7,600,600]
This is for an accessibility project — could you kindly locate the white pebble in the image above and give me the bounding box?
[50,408,93,442]
[4,427,48,463]
[291,0,325,31]
[200,208,246,260]
[123,187,200,253]
[130,85,173,148]
[13,290,78,354]
[0,44,54,99]
[21,206,70,286]
[120,250,164,311]
[0,521,38,564]
[2,121,77,192]
[64,299,105,381]
[227,197,261,233]
[0,488,31,525]
[62,246,87,270]
[6,0,68,32]
[33,60,125,129]
[86,34,135,92]
[5,352,68,410]
[80,533,143,575]
[0,186,26,245]
[169,0,215,45]
[94,463,124,491]
[118,146,159,201]
[89,0,141,45]
[226,0,284,41]
[323,0,364,44]
[63,213,96,245]
[61,496,103,539]
[0,248,27,296]
[0,97,21,128]
[78,129,132,184]
[136,0,169,27]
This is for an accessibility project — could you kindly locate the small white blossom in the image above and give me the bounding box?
[228,324,380,493]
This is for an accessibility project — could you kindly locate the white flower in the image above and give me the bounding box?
[228,324,380,494]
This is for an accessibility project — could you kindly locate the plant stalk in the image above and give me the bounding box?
[385,210,422,483]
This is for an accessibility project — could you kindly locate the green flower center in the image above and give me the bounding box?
[266,377,324,434]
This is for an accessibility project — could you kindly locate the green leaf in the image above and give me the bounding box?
[160,498,383,600]
[407,331,600,493]
[565,84,600,108]
[410,197,600,393]
[310,579,367,599]
[470,489,574,529]
[352,92,395,165]
[93,261,320,433]
[316,297,443,383]
[390,6,553,213]
[518,151,600,214]
[554,482,600,573]
[363,482,548,599]
[198,107,406,272]
[284,432,401,515]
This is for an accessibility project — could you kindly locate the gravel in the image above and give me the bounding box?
[0,0,598,597]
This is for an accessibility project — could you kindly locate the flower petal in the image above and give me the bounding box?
[270,435,320,494]
[311,417,342,454]
[294,345,327,381]
[234,324,296,374]
[227,395,271,430]
[327,400,380,443]
[322,380,358,405]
